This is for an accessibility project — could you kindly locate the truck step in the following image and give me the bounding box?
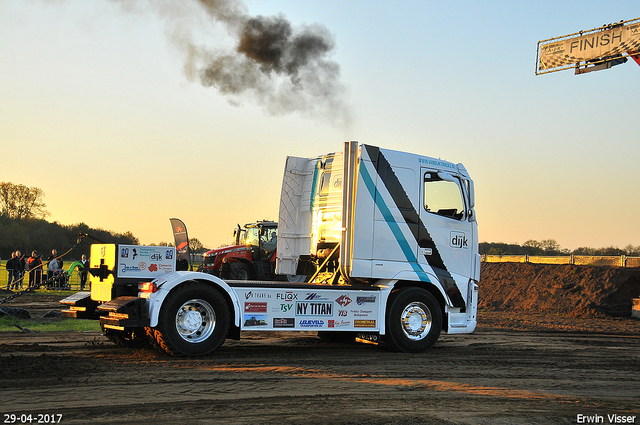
[98,297,149,329]
[59,291,103,320]
[97,296,143,313]
[60,291,93,306]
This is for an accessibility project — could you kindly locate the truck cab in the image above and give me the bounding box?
[277,142,479,334]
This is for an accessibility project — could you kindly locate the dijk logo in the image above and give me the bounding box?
[450,232,468,249]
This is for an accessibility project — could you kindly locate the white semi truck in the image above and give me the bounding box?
[61,141,479,356]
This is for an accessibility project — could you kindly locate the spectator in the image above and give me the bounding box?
[79,254,89,290]
[47,249,60,289]
[47,258,59,289]
[220,257,231,279]
[27,251,43,288]
[16,250,26,289]
[5,252,18,290]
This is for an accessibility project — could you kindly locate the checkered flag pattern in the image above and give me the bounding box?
[536,18,640,74]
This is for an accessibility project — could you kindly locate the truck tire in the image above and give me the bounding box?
[230,262,251,280]
[153,282,229,356]
[384,287,442,353]
[145,327,166,353]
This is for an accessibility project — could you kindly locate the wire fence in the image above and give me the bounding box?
[1,262,88,292]
[2,259,204,292]
[482,254,640,268]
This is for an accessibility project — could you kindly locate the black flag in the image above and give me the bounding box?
[170,218,190,271]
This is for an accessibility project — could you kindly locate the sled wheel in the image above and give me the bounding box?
[385,287,442,353]
[154,282,229,356]
[230,262,251,280]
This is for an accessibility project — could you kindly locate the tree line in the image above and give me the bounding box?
[0,215,139,261]
[0,181,137,260]
[480,239,640,257]
[149,238,210,255]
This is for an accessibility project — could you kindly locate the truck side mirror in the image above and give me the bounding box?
[467,179,475,209]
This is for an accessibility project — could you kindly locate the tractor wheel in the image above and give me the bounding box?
[384,287,442,353]
[153,281,229,356]
[230,262,251,280]
[286,274,308,283]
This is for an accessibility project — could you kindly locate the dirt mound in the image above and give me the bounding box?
[479,263,640,318]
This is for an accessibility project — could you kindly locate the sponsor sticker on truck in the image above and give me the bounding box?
[117,245,176,279]
[235,287,379,331]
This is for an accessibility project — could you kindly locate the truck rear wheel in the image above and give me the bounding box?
[144,327,165,353]
[385,287,442,353]
[154,282,229,356]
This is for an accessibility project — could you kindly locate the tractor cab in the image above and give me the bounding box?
[235,221,278,261]
[198,220,279,279]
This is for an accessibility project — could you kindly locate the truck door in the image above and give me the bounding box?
[417,168,473,307]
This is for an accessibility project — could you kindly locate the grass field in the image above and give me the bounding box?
[0,315,101,332]
[0,259,98,332]
[0,258,202,333]
[0,285,101,333]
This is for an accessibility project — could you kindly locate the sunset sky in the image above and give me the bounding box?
[2,0,639,251]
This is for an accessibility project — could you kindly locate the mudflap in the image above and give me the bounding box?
[60,292,103,320]
[98,296,150,331]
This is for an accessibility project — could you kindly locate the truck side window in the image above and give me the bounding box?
[318,172,332,196]
[424,172,465,220]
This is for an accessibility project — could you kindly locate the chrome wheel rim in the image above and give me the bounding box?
[400,301,432,340]
[175,298,216,343]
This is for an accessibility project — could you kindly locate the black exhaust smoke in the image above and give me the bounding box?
[185,0,351,125]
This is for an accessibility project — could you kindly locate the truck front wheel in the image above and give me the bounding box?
[154,282,229,356]
[385,287,442,353]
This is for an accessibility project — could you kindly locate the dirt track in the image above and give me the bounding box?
[1,311,639,424]
[1,262,640,425]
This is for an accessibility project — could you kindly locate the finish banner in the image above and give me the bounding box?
[537,19,640,72]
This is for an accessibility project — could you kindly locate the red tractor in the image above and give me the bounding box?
[197,220,305,282]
